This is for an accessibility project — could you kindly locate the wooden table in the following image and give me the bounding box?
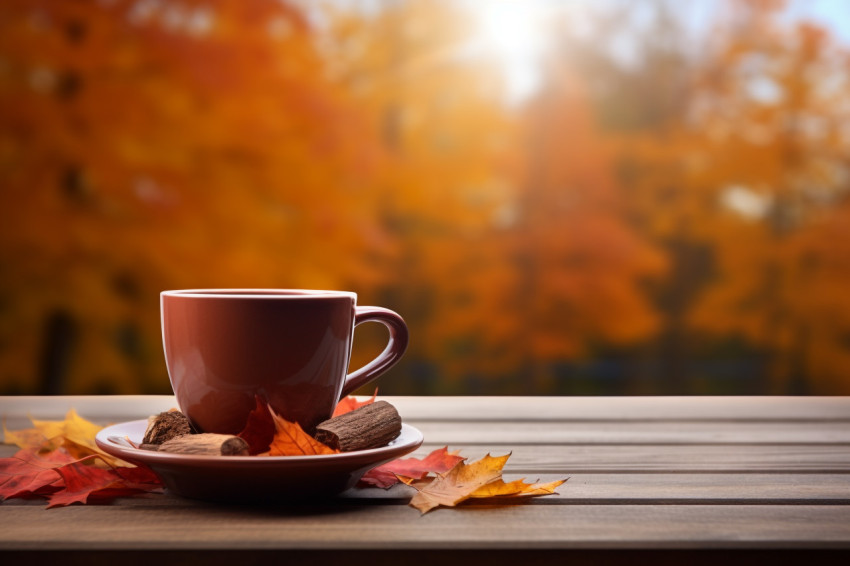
[1,395,849,565]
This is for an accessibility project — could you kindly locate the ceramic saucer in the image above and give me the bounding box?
[95,420,423,502]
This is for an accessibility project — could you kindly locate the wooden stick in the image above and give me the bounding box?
[143,410,192,445]
[156,434,250,456]
[314,400,402,452]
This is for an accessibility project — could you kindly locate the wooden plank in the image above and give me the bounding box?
[0,395,177,424]
[412,420,850,445]
[503,473,850,503]
[4,434,845,503]
[412,444,850,473]
[1,501,848,549]
[341,473,850,503]
[2,439,844,501]
[2,549,847,566]
[7,416,850,447]
[2,396,850,425]
[392,396,850,422]
[5,408,850,446]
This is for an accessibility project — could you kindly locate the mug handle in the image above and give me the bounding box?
[341,306,409,398]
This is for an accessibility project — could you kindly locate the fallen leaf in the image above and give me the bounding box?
[409,453,510,513]
[32,409,102,448]
[333,389,378,417]
[359,446,466,488]
[0,448,69,500]
[47,455,162,508]
[469,477,566,498]
[2,421,51,451]
[407,453,566,513]
[237,396,276,455]
[4,409,126,466]
[0,410,164,507]
[267,411,339,456]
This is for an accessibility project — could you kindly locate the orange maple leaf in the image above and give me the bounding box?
[267,411,339,456]
[332,389,378,417]
[408,453,566,513]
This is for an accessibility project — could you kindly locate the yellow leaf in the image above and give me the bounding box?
[5,409,127,466]
[32,409,103,453]
[409,453,510,514]
[2,420,49,450]
[470,477,566,498]
[408,453,566,513]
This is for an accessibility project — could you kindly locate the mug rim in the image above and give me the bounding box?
[161,289,357,299]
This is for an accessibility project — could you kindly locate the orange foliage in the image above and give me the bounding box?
[325,1,663,382]
[622,4,850,393]
[0,0,392,393]
[508,58,666,367]
[1,0,848,395]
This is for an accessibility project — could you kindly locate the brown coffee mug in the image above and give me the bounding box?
[161,289,409,435]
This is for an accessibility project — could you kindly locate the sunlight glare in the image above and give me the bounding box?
[464,0,556,101]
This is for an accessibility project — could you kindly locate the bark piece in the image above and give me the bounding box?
[314,400,402,452]
[143,410,192,445]
[158,433,250,456]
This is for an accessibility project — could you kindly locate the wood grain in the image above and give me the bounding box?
[3,395,850,424]
[412,443,850,473]
[412,420,850,444]
[1,501,848,549]
[340,473,850,503]
[392,396,850,422]
[2,394,849,556]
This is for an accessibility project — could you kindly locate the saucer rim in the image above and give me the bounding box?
[95,419,424,465]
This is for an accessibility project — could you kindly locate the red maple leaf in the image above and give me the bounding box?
[47,455,162,508]
[1,447,162,507]
[0,448,71,500]
[359,447,466,489]
[237,395,276,455]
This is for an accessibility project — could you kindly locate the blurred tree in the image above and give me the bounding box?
[4,0,846,396]
[542,0,711,392]
[503,54,667,391]
[682,2,850,393]
[580,0,850,393]
[0,0,392,393]
[323,0,520,387]
[325,0,665,391]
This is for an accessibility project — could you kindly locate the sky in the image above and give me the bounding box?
[460,0,850,103]
[787,0,850,43]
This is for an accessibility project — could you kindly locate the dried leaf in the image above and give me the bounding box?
[0,448,69,500]
[332,389,378,417]
[407,453,566,513]
[2,422,51,451]
[46,455,162,508]
[267,411,339,456]
[359,446,465,489]
[0,410,164,507]
[409,453,510,513]
[237,396,276,455]
[4,409,126,466]
[469,477,566,498]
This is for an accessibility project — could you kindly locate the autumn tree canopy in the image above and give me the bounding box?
[1,0,848,395]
